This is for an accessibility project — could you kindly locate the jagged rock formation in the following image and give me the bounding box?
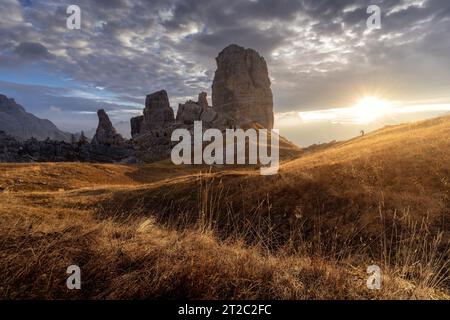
[176,92,216,126]
[1,45,278,164]
[87,109,135,162]
[176,100,203,125]
[131,90,175,137]
[132,132,172,163]
[0,94,71,141]
[132,128,174,162]
[85,120,131,140]
[0,111,136,163]
[0,130,81,162]
[91,109,125,146]
[132,91,217,162]
[130,90,178,162]
[130,116,144,138]
[200,107,218,124]
[143,90,175,129]
[21,138,81,162]
[128,45,276,162]
[212,44,274,129]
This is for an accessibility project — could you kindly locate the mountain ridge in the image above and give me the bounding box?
[0,94,70,142]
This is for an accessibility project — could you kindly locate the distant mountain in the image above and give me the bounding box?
[0,94,70,141]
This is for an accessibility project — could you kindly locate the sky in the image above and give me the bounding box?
[0,0,449,146]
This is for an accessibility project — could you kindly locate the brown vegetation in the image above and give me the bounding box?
[0,115,449,299]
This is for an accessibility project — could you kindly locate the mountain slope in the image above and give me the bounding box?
[0,94,70,141]
[0,115,448,299]
[83,115,449,235]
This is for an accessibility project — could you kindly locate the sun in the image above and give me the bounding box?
[297,96,396,125]
[351,96,391,124]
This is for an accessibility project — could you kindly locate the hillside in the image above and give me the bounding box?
[0,115,448,299]
[0,94,70,141]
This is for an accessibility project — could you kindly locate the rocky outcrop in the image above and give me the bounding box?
[130,90,177,162]
[197,92,208,109]
[132,132,173,163]
[22,138,81,162]
[200,107,218,124]
[143,90,175,129]
[176,92,217,127]
[81,142,136,163]
[0,108,136,163]
[130,115,144,138]
[88,109,135,162]
[212,44,274,129]
[0,130,136,163]
[0,94,71,141]
[176,100,203,125]
[1,45,278,164]
[129,45,275,162]
[91,109,125,146]
[130,90,175,139]
[0,130,81,162]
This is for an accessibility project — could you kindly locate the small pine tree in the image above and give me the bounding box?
[78,131,88,146]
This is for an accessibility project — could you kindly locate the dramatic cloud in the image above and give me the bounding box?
[0,0,449,140]
[14,42,53,60]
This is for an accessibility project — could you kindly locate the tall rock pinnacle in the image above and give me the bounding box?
[212,44,274,129]
[91,109,125,146]
[130,90,175,138]
[143,90,175,128]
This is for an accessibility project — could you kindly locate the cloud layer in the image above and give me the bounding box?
[0,0,449,133]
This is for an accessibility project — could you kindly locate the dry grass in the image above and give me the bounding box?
[0,115,449,299]
[0,196,443,300]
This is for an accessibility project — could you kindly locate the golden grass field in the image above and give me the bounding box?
[0,115,449,299]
